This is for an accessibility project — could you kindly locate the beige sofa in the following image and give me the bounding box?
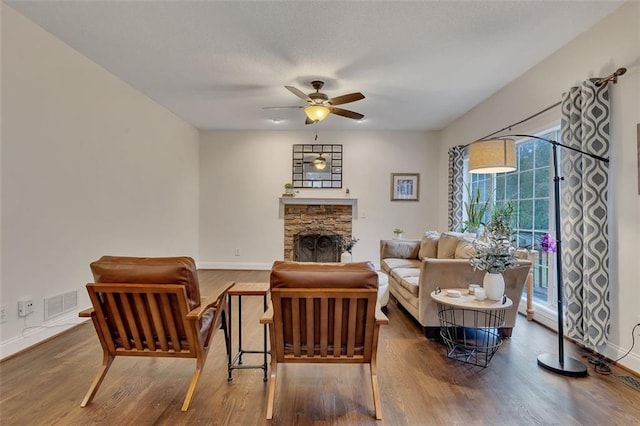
[380,232,532,338]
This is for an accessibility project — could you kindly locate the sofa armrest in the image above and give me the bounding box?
[379,239,421,261]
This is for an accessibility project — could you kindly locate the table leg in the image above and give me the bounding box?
[227,294,233,381]
[237,295,243,365]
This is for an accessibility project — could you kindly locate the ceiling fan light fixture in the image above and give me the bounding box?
[305,105,330,122]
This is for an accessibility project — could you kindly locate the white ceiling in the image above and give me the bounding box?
[6,0,623,131]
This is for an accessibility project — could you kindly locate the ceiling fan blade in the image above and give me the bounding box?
[328,92,365,106]
[285,85,311,101]
[262,106,304,109]
[328,107,364,120]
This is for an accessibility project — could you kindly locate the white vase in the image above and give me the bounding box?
[340,252,352,263]
[483,272,505,301]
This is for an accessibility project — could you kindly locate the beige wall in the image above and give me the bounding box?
[437,2,640,372]
[2,0,638,375]
[1,4,200,357]
[199,130,440,268]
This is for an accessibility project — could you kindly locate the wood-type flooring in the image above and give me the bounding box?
[1,269,638,425]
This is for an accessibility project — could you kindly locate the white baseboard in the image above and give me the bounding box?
[0,311,89,361]
[197,261,272,270]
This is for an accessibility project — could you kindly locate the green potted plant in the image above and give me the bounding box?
[463,184,490,236]
[393,228,404,239]
[469,201,519,300]
[283,182,294,196]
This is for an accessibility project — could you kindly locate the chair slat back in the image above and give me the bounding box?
[86,283,197,357]
[271,287,377,363]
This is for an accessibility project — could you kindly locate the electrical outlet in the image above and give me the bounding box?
[234,248,241,256]
[17,299,34,317]
[0,305,7,323]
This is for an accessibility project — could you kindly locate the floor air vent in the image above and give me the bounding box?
[44,290,78,321]
[615,375,640,392]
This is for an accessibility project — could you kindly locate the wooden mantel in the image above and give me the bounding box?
[279,197,358,219]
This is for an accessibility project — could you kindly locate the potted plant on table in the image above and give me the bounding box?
[393,228,404,239]
[283,182,294,196]
[469,202,519,300]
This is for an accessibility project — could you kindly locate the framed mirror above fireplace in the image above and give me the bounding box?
[292,144,342,188]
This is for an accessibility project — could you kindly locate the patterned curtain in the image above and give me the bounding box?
[447,145,465,232]
[560,80,610,348]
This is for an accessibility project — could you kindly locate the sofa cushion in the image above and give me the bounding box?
[380,240,420,260]
[418,231,440,260]
[381,258,422,274]
[390,267,420,298]
[395,275,420,298]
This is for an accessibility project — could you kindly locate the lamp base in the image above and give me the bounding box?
[537,353,588,377]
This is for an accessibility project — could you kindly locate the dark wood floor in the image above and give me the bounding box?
[1,269,638,425]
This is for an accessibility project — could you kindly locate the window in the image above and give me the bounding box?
[466,129,559,313]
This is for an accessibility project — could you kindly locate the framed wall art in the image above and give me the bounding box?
[390,173,419,201]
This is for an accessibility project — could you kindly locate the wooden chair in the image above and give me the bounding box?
[79,256,232,411]
[261,261,389,420]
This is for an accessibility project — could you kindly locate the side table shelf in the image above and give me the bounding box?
[430,289,512,367]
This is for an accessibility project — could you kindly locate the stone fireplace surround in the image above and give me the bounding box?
[280,198,357,261]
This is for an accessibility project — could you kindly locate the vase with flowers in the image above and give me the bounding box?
[470,202,519,300]
[337,236,359,263]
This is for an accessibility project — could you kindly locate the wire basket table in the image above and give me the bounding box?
[431,288,513,367]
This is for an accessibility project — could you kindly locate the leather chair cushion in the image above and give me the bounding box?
[90,256,202,310]
[270,261,378,289]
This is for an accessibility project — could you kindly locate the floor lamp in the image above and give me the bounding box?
[467,134,609,377]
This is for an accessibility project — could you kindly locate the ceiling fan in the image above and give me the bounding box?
[264,80,365,124]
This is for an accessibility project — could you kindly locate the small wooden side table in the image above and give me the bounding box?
[227,282,270,381]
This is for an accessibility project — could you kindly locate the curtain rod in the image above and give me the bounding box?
[476,67,627,142]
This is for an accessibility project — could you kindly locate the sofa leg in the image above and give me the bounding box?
[423,327,440,340]
[501,327,513,338]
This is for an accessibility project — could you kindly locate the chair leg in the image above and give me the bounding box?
[221,310,230,356]
[81,352,114,407]
[370,362,383,420]
[265,363,277,420]
[181,358,205,411]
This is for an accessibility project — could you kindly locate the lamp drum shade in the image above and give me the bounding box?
[468,138,516,174]
[304,105,330,122]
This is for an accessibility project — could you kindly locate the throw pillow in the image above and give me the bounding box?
[454,239,477,259]
[418,231,440,259]
[437,232,462,259]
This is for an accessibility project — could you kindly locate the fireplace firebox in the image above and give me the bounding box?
[293,234,341,262]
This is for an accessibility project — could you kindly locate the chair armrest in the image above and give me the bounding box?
[79,307,94,318]
[375,305,389,325]
[187,281,234,320]
[260,303,273,324]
